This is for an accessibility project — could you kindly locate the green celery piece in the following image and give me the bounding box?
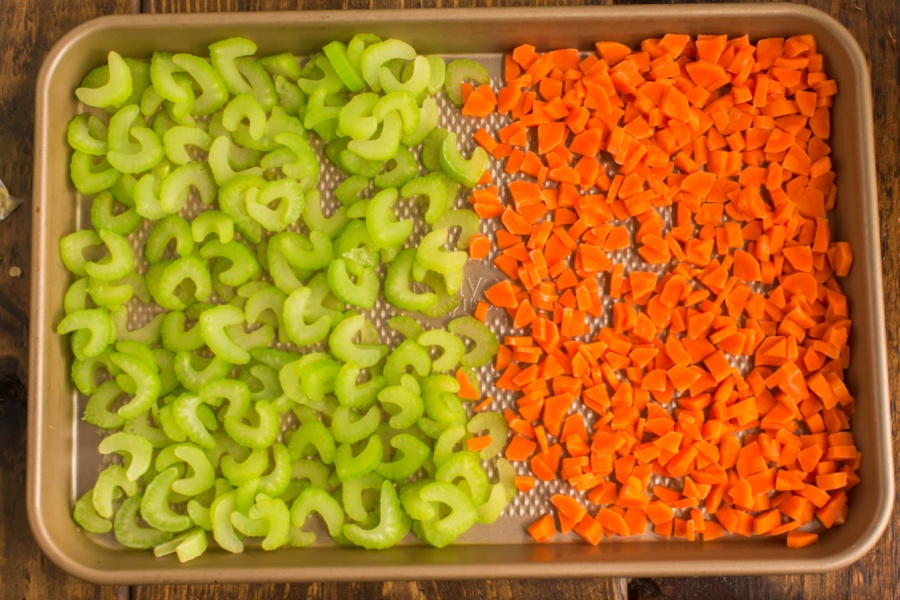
[433,209,480,250]
[163,125,212,165]
[466,411,508,460]
[98,432,153,481]
[378,377,425,430]
[93,465,139,519]
[444,58,490,107]
[376,433,430,480]
[384,248,438,314]
[383,339,431,385]
[153,527,209,563]
[414,480,478,548]
[417,329,465,373]
[421,127,449,172]
[414,228,467,295]
[373,146,417,190]
[334,434,383,482]
[210,37,257,96]
[172,53,229,116]
[67,113,109,155]
[347,111,402,162]
[421,374,465,425]
[342,481,410,549]
[383,55,431,97]
[199,304,251,365]
[338,92,379,141]
[448,316,499,368]
[323,41,365,92]
[334,361,386,410]
[115,496,174,549]
[260,53,301,80]
[365,188,412,250]
[439,132,489,188]
[329,314,387,368]
[360,39,416,92]
[57,309,115,359]
[400,96,439,147]
[76,51,133,108]
[224,399,280,449]
[287,420,335,464]
[436,450,490,505]
[70,151,120,195]
[401,172,452,225]
[283,286,333,346]
[90,191,141,235]
[73,489,112,534]
[327,259,378,309]
[289,487,345,546]
[146,214,193,263]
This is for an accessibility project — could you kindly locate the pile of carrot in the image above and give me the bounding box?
[464,33,855,549]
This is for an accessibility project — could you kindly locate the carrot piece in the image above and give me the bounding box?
[786,531,819,548]
[515,476,536,493]
[596,41,632,66]
[506,435,537,462]
[528,514,557,542]
[551,494,587,522]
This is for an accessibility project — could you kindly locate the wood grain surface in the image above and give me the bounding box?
[1,0,896,599]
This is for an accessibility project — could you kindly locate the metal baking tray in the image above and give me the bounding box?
[28,4,892,584]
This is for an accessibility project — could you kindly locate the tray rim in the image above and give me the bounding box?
[28,2,893,584]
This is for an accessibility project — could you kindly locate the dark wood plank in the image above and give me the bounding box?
[0,2,135,597]
[135,578,628,600]
[605,0,900,598]
[145,0,612,13]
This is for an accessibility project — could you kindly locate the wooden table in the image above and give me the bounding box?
[1,0,896,597]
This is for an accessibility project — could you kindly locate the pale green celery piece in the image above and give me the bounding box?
[151,52,190,103]
[208,136,264,186]
[448,316,499,368]
[79,57,149,112]
[219,174,266,244]
[302,88,340,133]
[423,56,446,95]
[266,233,308,294]
[222,447,269,487]
[93,464,139,519]
[373,146,417,190]
[497,458,517,501]
[376,433,430,480]
[433,423,467,466]
[333,362,385,411]
[338,148,384,179]
[256,443,292,498]
[283,230,334,272]
[346,34,382,71]
[72,349,117,395]
[192,210,235,244]
[110,351,161,419]
[224,399,279,449]
[327,259,378,309]
[475,484,508,526]
[334,434,383,482]
[200,378,250,421]
[289,487,345,546]
[292,459,332,490]
[331,405,382,446]
[83,380,127,429]
[197,304,249,365]
[107,104,142,154]
[384,248,438,314]
[400,96,438,147]
[141,85,166,117]
[338,93,379,141]
[466,411,508,460]
[110,172,138,207]
[155,443,215,496]
[334,220,377,274]
[171,394,217,450]
[444,58,490,107]
[108,127,165,175]
[399,479,436,521]
[209,37,256,96]
[297,54,344,96]
[373,90,420,138]
[124,411,170,448]
[244,178,305,232]
[156,401,187,443]
[362,188,410,251]
[98,432,153,482]
[235,56,278,112]
[110,307,165,345]
[251,348,301,371]
[133,171,172,220]
[275,75,306,117]
[413,228,467,295]
[433,209,480,250]
[172,53,229,116]
[347,112,402,162]
[76,51,133,108]
[335,175,370,206]
[299,359,340,404]
[164,74,197,126]
[73,489,112,534]
[154,349,179,396]
[230,494,288,551]
[342,471,384,522]
[153,527,208,563]
[260,53,301,80]
[81,229,133,282]
[279,353,328,402]
[64,277,92,315]
[418,329,466,373]
[70,151,120,195]
[421,127,449,172]
[321,41,364,94]
[436,450,490,504]
[159,158,217,213]
[415,480,478,548]
[115,495,173,549]
[174,350,232,392]
[401,172,452,225]
[440,132,489,188]
[359,39,416,92]
[346,201,369,220]
[274,132,320,191]
[342,480,410,549]
[305,272,345,322]
[331,315,386,368]
[210,491,244,553]
[223,94,268,141]
[240,364,283,402]
[244,285,287,343]
[283,286,332,347]
[200,239,261,287]
[163,126,212,165]
[288,414,337,464]
[67,113,108,155]
[146,214,193,263]
[57,308,116,359]
[383,338,432,386]
[387,315,423,341]
[422,374,465,425]
[149,256,211,311]
[383,55,431,98]
[90,190,141,235]
[87,277,133,308]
